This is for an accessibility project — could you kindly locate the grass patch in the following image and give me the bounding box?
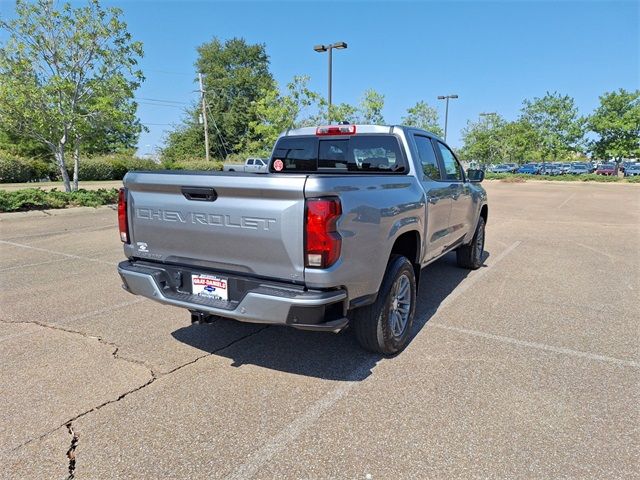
[0,188,118,212]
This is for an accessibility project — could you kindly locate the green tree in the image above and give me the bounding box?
[401,101,443,136]
[0,0,143,191]
[163,37,274,160]
[588,88,640,162]
[520,92,585,161]
[245,75,323,155]
[499,119,541,163]
[459,114,506,165]
[358,89,385,124]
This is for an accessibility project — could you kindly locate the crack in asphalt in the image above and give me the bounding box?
[6,321,270,456]
[65,423,79,480]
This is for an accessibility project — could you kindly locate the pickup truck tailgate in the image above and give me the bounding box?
[123,172,307,282]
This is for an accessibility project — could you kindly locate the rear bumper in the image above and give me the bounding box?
[118,261,349,332]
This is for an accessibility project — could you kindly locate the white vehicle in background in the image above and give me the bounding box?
[223,157,269,173]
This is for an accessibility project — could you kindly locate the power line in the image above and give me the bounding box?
[205,99,230,158]
[137,101,187,109]
[135,96,190,105]
[144,69,194,77]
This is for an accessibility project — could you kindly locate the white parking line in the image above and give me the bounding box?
[0,239,115,266]
[0,257,68,272]
[429,323,639,368]
[227,363,370,480]
[433,241,521,314]
[227,241,523,480]
[556,192,576,209]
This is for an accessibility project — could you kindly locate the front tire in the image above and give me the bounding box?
[456,216,485,270]
[352,255,417,355]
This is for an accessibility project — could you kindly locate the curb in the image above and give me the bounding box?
[0,204,116,221]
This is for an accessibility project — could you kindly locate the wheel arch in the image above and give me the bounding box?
[390,230,422,286]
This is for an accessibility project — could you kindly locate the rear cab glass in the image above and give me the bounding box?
[270,135,407,174]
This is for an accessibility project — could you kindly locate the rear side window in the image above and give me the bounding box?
[413,135,442,180]
[271,135,406,173]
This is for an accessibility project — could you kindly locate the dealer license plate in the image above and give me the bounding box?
[191,274,228,301]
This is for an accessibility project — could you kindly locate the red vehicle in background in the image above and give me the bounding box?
[595,163,617,176]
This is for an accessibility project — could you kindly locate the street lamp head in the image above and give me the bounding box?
[313,44,327,52]
[332,41,348,49]
[437,96,446,100]
[450,94,459,99]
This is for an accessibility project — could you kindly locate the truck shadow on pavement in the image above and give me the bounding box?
[171,251,488,381]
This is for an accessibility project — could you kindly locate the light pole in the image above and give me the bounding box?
[437,94,458,142]
[480,112,498,167]
[314,42,348,123]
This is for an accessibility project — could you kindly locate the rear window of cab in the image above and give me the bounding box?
[270,135,408,174]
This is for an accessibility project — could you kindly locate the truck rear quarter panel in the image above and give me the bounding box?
[303,174,425,302]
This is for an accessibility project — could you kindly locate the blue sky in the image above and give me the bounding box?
[1,0,639,155]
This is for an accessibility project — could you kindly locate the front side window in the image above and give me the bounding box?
[436,142,462,181]
[413,135,442,180]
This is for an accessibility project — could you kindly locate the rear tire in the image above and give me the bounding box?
[456,216,485,270]
[352,255,416,355]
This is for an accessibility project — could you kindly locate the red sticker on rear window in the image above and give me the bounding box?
[273,159,284,171]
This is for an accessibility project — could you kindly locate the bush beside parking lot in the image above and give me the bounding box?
[0,188,119,212]
[0,153,226,184]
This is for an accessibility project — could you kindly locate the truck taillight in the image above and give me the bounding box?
[316,125,356,136]
[305,198,342,268]
[118,187,129,243]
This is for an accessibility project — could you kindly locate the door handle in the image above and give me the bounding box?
[182,186,217,201]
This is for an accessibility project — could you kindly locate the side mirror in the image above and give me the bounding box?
[467,168,484,183]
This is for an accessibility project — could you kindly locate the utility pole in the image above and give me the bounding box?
[198,72,210,162]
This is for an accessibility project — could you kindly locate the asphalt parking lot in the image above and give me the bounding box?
[1,181,638,479]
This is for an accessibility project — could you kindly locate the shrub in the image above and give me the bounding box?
[98,155,161,179]
[167,160,224,171]
[0,155,34,183]
[0,188,119,212]
[76,158,114,181]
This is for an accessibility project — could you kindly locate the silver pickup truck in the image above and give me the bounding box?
[117,124,488,354]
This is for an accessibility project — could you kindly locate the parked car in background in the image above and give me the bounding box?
[517,163,540,174]
[539,164,561,176]
[621,161,635,173]
[222,157,269,173]
[558,163,572,174]
[493,164,516,173]
[624,163,640,177]
[568,164,591,175]
[595,163,618,176]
